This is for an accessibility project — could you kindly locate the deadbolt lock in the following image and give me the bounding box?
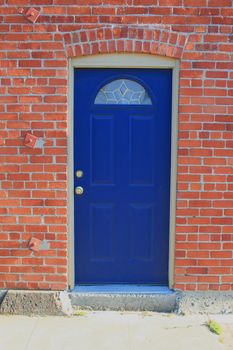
[75,186,84,195]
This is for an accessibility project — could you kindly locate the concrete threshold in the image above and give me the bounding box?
[0,289,232,315]
[69,285,177,312]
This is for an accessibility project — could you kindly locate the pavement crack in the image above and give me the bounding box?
[24,317,39,350]
[164,323,206,330]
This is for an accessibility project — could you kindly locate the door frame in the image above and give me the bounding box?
[68,54,179,290]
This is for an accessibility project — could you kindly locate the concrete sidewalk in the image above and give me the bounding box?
[0,312,232,350]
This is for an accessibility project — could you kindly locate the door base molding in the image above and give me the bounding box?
[73,285,173,294]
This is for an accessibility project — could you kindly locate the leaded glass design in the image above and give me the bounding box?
[94,79,152,105]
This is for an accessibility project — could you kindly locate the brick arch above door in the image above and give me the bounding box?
[63,25,188,59]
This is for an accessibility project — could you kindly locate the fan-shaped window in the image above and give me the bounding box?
[94,79,152,105]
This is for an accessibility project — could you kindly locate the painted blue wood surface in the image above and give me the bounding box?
[74,68,172,284]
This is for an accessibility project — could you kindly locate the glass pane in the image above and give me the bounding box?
[94,79,152,105]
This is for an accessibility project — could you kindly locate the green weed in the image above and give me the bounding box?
[73,310,87,317]
[207,320,223,335]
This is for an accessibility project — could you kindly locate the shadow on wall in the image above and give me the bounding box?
[0,290,7,305]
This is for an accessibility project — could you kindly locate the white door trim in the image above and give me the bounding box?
[67,54,179,289]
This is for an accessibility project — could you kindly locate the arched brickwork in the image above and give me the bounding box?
[63,25,188,59]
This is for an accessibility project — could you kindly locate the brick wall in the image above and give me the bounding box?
[0,0,232,291]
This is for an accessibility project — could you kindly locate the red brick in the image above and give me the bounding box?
[209,0,231,6]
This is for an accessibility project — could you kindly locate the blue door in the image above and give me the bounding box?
[74,68,172,285]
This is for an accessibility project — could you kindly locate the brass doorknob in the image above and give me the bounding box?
[75,186,84,195]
